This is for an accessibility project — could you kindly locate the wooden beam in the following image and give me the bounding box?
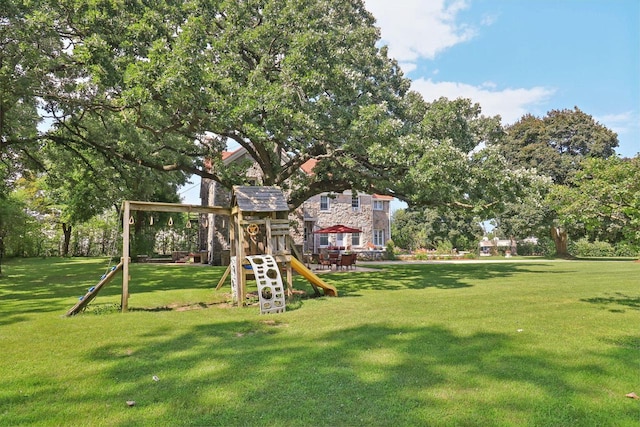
[237,210,246,306]
[121,201,130,312]
[122,200,231,216]
[215,265,231,290]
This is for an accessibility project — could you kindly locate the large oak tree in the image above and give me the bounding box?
[548,156,640,250]
[3,0,533,227]
[3,0,411,208]
[494,107,619,256]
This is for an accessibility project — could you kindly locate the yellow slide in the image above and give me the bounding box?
[290,257,338,297]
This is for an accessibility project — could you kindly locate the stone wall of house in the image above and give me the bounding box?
[303,191,390,251]
[199,149,391,260]
[198,178,233,265]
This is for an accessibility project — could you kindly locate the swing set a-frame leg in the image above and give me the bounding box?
[215,264,231,290]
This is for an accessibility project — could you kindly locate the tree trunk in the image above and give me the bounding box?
[62,223,72,257]
[509,235,517,256]
[0,235,4,276]
[550,226,570,258]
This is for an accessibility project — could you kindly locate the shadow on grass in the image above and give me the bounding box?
[2,321,632,426]
[0,258,228,322]
[1,258,570,324]
[581,292,640,312]
[313,262,557,296]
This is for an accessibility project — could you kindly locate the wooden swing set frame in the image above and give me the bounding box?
[121,200,230,312]
[121,188,297,312]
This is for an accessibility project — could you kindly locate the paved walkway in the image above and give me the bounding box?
[304,257,563,274]
[365,258,562,265]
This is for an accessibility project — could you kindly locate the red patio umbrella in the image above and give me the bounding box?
[314,224,362,234]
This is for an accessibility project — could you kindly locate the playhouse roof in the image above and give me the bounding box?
[232,186,289,213]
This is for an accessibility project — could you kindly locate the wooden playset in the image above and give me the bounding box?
[65,186,336,316]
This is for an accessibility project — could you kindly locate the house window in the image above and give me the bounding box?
[319,234,329,246]
[373,200,384,211]
[320,195,330,211]
[373,229,385,247]
[351,233,361,247]
[352,195,360,211]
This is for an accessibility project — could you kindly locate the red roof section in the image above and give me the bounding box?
[221,149,241,160]
[373,194,394,200]
[300,158,317,175]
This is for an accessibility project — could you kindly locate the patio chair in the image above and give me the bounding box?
[337,253,357,270]
[318,252,333,269]
[328,252,340,268]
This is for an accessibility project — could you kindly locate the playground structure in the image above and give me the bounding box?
[217,186,337,312]
[66,186,336,316]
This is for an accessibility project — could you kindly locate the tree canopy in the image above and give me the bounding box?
[3,0,538,217]
[548,156,640,247]
[2,0,412,208]
[499,107,618,185]
[493,107,620,256]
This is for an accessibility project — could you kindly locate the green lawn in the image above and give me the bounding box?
[0,257,638,426]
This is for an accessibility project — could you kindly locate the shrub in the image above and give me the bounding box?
[570,238,615,257]
[516,242,537,256]
[435,240,453,255]
[614,243,640,258]
[385,239,396,260]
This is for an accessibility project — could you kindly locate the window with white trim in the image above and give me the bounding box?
[352,194,360,211]
[319,234,329,246]
[373,200,384,211]
[320,195,330,211]
[373,229,385,247]
[351,232,361,247]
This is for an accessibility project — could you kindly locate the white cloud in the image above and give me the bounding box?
[398,61,417,74]
[411,78,555,124]
[596,111,638,135]
[363,0,554,125]
[596,111,640,156]
[365,0,476,64]
[480,13,499,26]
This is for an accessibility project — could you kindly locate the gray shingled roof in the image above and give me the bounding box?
[232,186,289,213]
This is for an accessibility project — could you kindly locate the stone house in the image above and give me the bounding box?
[302,191,392,254]
[199,146,392,264]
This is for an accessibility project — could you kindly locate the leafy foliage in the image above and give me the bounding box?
[391,207,483,251]
[493,108,620,256]
[548,156,640,248]
[500,108,618,185]
[2,0,412,207]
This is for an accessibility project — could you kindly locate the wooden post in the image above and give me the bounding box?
[236,210,246,306]
[215,264,231,290]
[121,201,130,312]
[265,217,272,255]
[286,258,293,297]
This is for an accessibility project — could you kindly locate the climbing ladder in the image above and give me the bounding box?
[65,262,123,316]
[245,255,286,314]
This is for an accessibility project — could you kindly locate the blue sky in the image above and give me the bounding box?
[179,0,639,203]
[365,0,639,157]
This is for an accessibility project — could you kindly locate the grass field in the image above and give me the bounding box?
[0,257,638,426]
